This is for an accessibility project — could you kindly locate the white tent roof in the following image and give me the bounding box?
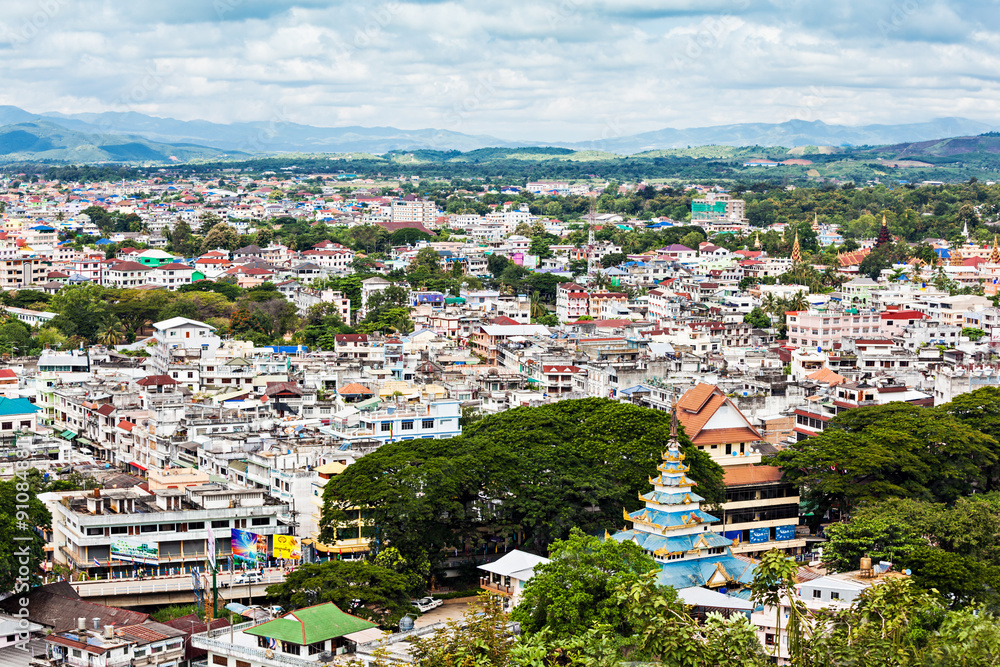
[677,586,754,610]
[478,549,550,581]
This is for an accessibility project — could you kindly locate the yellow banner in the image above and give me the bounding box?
[274,535,301,560]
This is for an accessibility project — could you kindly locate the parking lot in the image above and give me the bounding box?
[414,597,476,627]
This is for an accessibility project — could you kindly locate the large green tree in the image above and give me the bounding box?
[513,528,656,638]
[767,403,998,521]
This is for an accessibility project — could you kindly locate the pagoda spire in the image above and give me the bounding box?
[791,231,802,263]
[812,212,820,232]
[991,235,1000,264]
[875,214,891,248]
[754,231,761,249]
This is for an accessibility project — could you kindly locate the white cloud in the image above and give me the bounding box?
[0,0,996,142]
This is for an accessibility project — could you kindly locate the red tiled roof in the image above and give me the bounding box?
[723,465,784,487]
[137,374,179,386]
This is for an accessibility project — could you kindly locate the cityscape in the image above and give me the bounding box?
[2,2,1000,667]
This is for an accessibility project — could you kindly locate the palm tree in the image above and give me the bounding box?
[788,291,809,312]
[761,292,778,318]
[97,317,127,347]
[529,291,546,319]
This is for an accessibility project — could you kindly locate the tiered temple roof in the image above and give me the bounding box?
[609,409,756,590]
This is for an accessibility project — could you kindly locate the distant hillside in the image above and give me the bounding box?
[0,121,238,164]
[867,134,1000,158]
[0,105,993,155]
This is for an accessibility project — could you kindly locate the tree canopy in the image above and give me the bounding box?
[767,402,998,522]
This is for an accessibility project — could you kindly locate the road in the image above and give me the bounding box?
[72,568,288,599]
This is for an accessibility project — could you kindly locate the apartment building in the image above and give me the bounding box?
[101,260,151,288]
[0,257,48,288]
[46,485,289,579]
[786,308,881,350]
[390,197,436,224]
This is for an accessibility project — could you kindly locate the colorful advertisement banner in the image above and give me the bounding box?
[110,538,159,565]
[749,527,770,544]
[273,535,301,560]
[775,525,797,541]
[206,523,217,570]
[231,529,259,564]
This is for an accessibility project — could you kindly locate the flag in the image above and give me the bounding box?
[94,559,100,567]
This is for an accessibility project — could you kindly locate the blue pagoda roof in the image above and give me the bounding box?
[627,506,717,528]
[656,556,757,590]
[641,490,706,505]
[611,529,732,554]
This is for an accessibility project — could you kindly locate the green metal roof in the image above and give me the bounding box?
[59,430,77,440]
[245,603,377,645]
[0,397,40,416]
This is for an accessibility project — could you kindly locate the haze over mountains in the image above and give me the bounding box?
[0,105,994,161]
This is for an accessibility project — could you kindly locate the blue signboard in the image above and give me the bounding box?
[722,530,743,544]
[775,525,797,541]
[749,527,770,544]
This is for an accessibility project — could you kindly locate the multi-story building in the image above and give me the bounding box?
[150,317,222,374]
[45,484,289,579]
[786,307,881,350]
[324,399,462,447]
[0,257,48,288]
[390,197,436,224]
[675,383,806,558]
[100,260,151,288]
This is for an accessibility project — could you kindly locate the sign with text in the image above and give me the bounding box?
[749,527,770,544]
[273,535,301,560]
[110,538,159,565]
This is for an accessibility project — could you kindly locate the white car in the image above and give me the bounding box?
[228,571,263,587]
[412,597,442,613]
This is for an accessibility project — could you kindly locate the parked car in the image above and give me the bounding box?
[412,597,442,613]
[229,571,263,587]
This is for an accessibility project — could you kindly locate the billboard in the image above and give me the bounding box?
[206,523,217,570]
[110,538,159,565]
[749,527,770,544]
[273,535,301,560]
[231,530,260,564]
[775,525,797,541]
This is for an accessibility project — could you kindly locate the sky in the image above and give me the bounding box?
[0,0,998,142]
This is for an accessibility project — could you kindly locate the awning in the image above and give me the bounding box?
[129,461,147,471]
[59,430,77,440]
[170,459,196,469]
[77,436,94,446]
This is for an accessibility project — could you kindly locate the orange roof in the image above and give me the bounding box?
[723,465,784,487]
[675,383,762,446]
[339,382,373,395]
[806,367,847,386]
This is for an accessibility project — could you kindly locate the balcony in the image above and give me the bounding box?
[479,576,512,596]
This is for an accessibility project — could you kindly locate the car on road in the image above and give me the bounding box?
[412,597,442,613]
[227,571,263,587]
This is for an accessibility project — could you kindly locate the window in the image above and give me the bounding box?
[380,422,391,432]
[764,634,775,646]
[140,524,157,533]
[813,590,822,599]
[159,524,175,532]
[111,526,127,535]
[211,520,229,528]
[251,517,269,526]
[1,422,11,430]
[213,656,228,666]
[237,661,251,667]
[422,419,434,429]
[401,421,414,431]
[308,642,326,655]
[188,521,204,529]
[831,592,840,600]
[281,641,301,655]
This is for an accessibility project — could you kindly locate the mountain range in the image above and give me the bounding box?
[0,104,995,162]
